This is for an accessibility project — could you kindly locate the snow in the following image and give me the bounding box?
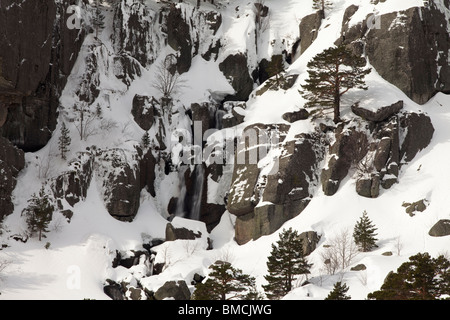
[1,0,449,301]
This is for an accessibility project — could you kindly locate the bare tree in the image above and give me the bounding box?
[320,229,359,274]
[151,54,186,99]
[73,102,103,141]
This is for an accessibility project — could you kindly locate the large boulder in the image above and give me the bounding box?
[428,219,450,237]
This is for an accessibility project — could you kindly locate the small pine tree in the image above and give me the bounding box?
[353,210,378,252]
[300,45,371,124]
[58,122,71,160]
[22,187,54,241]
[263,228,312,300]
[141,131,150,149]
[325,281,351,300]
[191,261,258,300]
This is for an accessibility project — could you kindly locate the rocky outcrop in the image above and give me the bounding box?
[228,124,325,244]
[0,137,25,221]
[339,3,450,104]
[219,53,254,101]
[0,0,86,151]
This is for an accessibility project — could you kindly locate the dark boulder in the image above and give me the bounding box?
[282,109,309,123]
[351,101,403,122]
[428,219,450,237]
[132,95,160,131]
[104,280,125,300]
[154,280,191,300]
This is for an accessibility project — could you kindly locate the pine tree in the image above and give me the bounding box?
[300,45,371,124]
[22,187,54,241]
[325,281,351,300]
[353,210,378,252]
[263,228,312,300]
[191,261,258,300]
[367,252,450,300]
[58,122,71,160]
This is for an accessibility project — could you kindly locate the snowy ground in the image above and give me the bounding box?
[0,0,448,300]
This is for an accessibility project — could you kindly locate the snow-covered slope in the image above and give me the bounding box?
[0,0,448,300]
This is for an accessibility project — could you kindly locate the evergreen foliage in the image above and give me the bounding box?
[367,252,450,300]
[192,261,258,300]
[325,281,351,300]
[300,45,371,124]
[58,122,71,160]
[353,210,378,252]
[263,228,312,299]
[22,187,54,241]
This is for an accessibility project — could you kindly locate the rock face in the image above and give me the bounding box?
[0,0,86,151]
[339,3,450,104]
[228,124,325,244]
[298,10,324,55]
[0,137,25,221]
